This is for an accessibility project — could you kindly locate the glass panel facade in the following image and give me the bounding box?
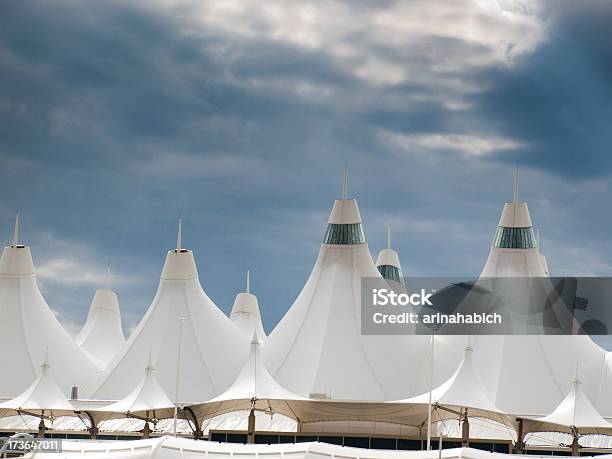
[493,226,537,249]
[323,223,366,244]
[378,265,404,284]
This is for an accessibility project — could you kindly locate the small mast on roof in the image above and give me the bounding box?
[106,265,112,290]
[376,223,404,284]
[175,217,186,253]
[12,211,23,249]
[323,166,366,245]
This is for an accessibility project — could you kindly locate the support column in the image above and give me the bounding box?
[37,418,46,439]
[513,418,525,454]
[461,410,470,448]
[89,426,99,440]
[142,422,151,439]
[571,430,580,457]
[247,407,256,444]
[247,407,255,444]
[183,407,202,440]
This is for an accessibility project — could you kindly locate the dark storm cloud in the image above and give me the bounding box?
[0,0,611,340]
[472,1,612,178]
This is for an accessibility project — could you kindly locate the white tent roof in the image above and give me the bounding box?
[467,335,606,417]
[448,182,610,417]
[524,375,612,436]
[264,195,437,401]
[86,358,175,425]
[76,285,125,367]
[0,353,75,417]
[230,271,266,340]
[87,222,250,403]
[190,333,306,422]
[403,340,501,415]
[189,333,460,428]
[211,333,302,403]
[0,215,101,398]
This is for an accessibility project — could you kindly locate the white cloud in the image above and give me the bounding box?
[33,231,142,288]
[38,257,110,286]
[379,129,524,157]
[145,0,548,95]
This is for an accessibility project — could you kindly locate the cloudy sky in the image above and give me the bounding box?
[1,0,611,338]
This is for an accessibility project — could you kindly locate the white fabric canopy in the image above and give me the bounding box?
[76,288,126,367]
[374,340,514,433]
[401,341,505,418]
[264,197,439,401]
[87,239,250,403]
[190,333,307,423]
[84,359,176,426]
[0,241,100,399]
[524,377,612,436]
[0,354,75,418]
[450,193,611,417]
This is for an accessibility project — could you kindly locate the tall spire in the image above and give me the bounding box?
[176,217,182,252]
[513,165,519,204]
[106,265,112,290]
[537,228,541,249]
[342,164,348,200]
[12,211,20,248]
[246,270,250,294]
[387,223,392,250]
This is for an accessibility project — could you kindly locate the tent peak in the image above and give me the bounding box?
[342,164,348,200]
[106,265,112,290]
[513,165,519,204]
[175,217,184,252]
[12,211,20,248]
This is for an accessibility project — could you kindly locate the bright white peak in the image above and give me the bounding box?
[0,246,35,276]
[89,245,249,402]
[230,292,266,340]
[497,202,533,228]
[0,243,101,398]
[161,249,198,280]
[327,199,362,224]
[76,288,126,367]
[376,248,401,269]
